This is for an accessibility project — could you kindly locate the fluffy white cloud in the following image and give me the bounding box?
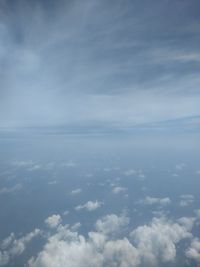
[140,196,171,206]
[28,214,193,267]
[75,201,103,211]
[186,238,200,264]
[28,214,140,267]
[112,187,127,194]
[45,215,62,229]
[0,229,41,266]
[95,214,130,235]
[177,217,195,231]
[131,217,192,265]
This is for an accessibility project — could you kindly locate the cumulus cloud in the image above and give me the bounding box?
[45,215,62,229]
[112,186,127,194]
[131,217,192,265]
[75,201,103,211]
[186,238,200,264]
[28,213,194,267]
[0,229,41,266]
[95,214,130,235]
[139,196,171,206]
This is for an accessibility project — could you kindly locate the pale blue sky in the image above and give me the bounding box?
[0,0,200,132]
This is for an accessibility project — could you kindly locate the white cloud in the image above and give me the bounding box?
[27,165,41,171]
[140,196,171,206]
[95,214,130,235]
[28,215,139,267]
[70,188,82,195]
[75,201,103,211]
[112,186,127,194]
[12,161,40,171]
[0,229,41,266]
[186,238,200,264]
[177,217,195,231]
[45,215,62,229]
[131,217,192,265]
[28,214,193,267]
[195,209,200,219]
[123,169,145,180]
[179,194,194,207]
[63,210,69,216]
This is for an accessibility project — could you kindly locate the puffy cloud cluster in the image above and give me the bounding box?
[112,187,127,194]
[0,229,41,266]
[140,196,171,206]
[28,214,193,267]
[75,200,103,211]
[45,215,62,229]
[186,238,200,264]
[131,217,192,265]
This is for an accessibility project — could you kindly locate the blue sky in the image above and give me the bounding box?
[0,0,200,132]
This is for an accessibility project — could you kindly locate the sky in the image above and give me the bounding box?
[0,0,200,132]
[1,2,200,267]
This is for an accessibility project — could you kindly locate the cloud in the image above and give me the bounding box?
[61,161,76,168]
[179,194,194,207]
[1,0,200,132]
[12,160,40,171]
[0,229,41,266]
[70,188,82,195]
[175,163,186,171]
[28,214,194,267]
[75,201,103,211]
[0,184,22,195]
[139,196,171,206]
[186,238,200,264]
[45,215,62,229]
[123,169,145,180]
[130,217,192,265]
[95,214,130,235]
[112,186,127,194]
[124,170,137,176]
